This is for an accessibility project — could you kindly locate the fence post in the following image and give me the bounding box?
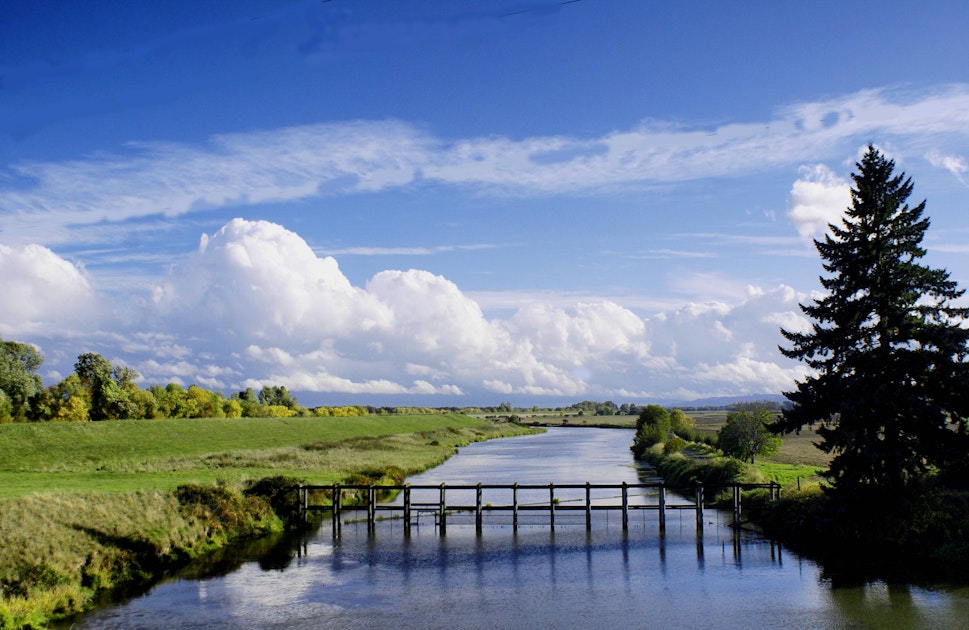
[332,483,341,538]
[368,485,376,533]
[513,482,519,532]
[585,482,592,530]
[476,483,483,533]
[404,484,412,532]
[732,485,741,527]
[439,483,447,535]
[549,483,555,531]
[658,483,666,533]
[695,483,703,530]
[621,482,628,531]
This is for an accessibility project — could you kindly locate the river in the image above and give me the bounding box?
[69,428,969,629]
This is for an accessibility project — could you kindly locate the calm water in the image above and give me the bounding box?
[72,428,969,629]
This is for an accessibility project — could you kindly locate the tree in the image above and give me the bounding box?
[776,146,969,492]
[0,338,44,421]
[74,353,139,420]
[669,409,695,437]
[631,404,671,458]
[259,385,298,410]
[718,409,781,464]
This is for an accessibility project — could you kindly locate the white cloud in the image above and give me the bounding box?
[787,164,851,238]
[4,85,969,246]
[926,150,969,185]
[3,219,817,402]
[0,243,107,337]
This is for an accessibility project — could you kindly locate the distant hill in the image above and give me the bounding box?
[674,394,787,408]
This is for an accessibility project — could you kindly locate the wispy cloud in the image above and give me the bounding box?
[317,243,496,256]
[926,150,969,186]
[3,84,969,247]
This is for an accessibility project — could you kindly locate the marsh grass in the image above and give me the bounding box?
[0,415,537,628]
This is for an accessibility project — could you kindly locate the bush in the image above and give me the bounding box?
[631,405,671,458]
[664,436,687,455]
[244,476,304,528]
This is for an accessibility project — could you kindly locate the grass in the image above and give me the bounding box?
[0,415,539,628]
[0,414,530,498]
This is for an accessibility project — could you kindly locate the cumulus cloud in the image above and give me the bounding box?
[4,85,969,246]
[2,219,814,402]
[787,164,851,238]
[155,218,392,341]
[0,243,106,337]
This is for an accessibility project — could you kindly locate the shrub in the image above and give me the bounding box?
[664,436,687,455]
[244,476,304,528]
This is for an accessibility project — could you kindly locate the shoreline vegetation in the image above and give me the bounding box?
[623,408,969,583]
[0,414,539,629]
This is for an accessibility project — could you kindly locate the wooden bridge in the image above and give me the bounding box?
[297,481,781,537]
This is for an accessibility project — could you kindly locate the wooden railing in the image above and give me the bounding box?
[297,481,780,537]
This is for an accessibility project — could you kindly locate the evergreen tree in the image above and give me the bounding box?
[776,146,969,491]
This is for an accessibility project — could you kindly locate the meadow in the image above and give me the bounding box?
[0,414,534,498]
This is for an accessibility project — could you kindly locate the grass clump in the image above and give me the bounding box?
[0,486,283,628]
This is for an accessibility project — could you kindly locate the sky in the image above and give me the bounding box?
[2,0,969,407]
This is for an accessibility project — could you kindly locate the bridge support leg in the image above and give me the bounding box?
[512,483,519,532]
[404,485,411,533]
[331,484,342,538]
[439,483,447,535]
[658,483,666,533]
[621,482,628,531]
[476,483,483,533]
[368,485,376,534]
[549,483,555,531]
[695,483,704,531]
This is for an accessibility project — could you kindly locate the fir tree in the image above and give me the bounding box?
[777,146,969,492]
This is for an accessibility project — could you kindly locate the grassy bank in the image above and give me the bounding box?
[638,436,969,578]
[0,415,537,628]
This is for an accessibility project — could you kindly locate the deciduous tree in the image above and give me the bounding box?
[718,408,780,464]
[0,338,43,421]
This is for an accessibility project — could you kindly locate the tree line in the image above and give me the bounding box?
[0,344,451,422]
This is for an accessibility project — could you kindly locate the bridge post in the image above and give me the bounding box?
[621,482,628,531]
[512,483,519,532]
[476,483,483,533]
[404,484,412,532]
[332,484,342,538]
[585,482,592,530]
[732,485,741,527]
[695,483,703,530]
[368,485,376,533]
[658,483,666,533]
[438,483,447,535]
[549,483,555,531]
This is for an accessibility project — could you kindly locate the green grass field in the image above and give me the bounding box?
[0,414,534,498]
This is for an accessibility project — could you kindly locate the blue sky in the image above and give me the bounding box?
[2,0,969,406]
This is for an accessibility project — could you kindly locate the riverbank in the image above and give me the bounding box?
[637,442,969,580]
[0,415,538,628]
